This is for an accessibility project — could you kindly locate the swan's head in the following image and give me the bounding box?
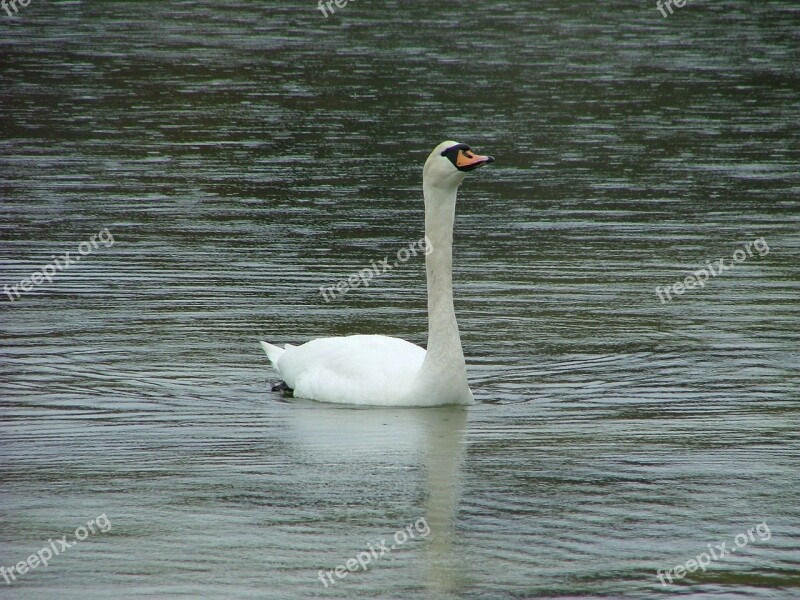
[423,141,494,189]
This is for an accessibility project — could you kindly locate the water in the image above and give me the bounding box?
[1,1,799,598]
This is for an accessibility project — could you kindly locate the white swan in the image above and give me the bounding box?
[260,141,494,406]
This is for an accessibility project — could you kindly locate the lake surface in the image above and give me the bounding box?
[1,1,799,598]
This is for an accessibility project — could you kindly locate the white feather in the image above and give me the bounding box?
[260,141,493,406]
[275,335,425,405]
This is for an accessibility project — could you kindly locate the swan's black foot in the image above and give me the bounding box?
[271,381,293,393]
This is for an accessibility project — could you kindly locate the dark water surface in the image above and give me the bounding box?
[1,1,799,598]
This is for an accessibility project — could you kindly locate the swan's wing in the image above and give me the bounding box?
[275,334,426,405]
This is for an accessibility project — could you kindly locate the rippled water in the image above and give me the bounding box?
[1,1,799,598]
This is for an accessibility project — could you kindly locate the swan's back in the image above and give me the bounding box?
[274,334,426,406]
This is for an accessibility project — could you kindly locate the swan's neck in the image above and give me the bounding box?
[417,181,468,392]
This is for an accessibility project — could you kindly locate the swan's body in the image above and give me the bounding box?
[261,141,494,406]
[261,335,426,405]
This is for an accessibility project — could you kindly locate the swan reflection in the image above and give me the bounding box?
[284,403,468,595]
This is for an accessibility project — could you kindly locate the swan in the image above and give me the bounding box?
[260,141,494,406]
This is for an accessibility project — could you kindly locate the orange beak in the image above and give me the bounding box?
[455,149,495,171]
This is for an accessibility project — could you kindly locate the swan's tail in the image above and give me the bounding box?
[260,341,285,370]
